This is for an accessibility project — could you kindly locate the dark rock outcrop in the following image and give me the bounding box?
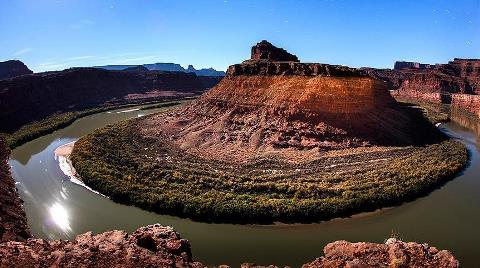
[228,61,366,77]
[0,68,212,133]
[249,40,299,62]
[197,75,224,89]
[0,137,31,242]
[303,238,458,268]
[0,60,33,80]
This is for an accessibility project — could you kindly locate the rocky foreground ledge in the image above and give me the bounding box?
[0,224,458,268]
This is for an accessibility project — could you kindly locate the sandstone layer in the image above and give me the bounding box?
[369,59,480,100]
[0,67,222,133]
[367,59,480,122]
[141,41,440,163]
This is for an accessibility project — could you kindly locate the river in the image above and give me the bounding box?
[9,105,480,267]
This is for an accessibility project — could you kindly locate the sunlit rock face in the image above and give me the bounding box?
[140,41,437,163]
[0,225,459,268]
[302,239,459,268]
[0,224,204,268]
[368,58,480,101]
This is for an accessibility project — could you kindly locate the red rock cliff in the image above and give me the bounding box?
[141,41,439,163]
[370,58,480,98]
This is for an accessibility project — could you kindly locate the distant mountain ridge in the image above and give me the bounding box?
[0,60,33,80]
[94,63,225,77]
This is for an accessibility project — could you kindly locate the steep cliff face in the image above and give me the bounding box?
[0,68,211,133]
[141,41,438,163]
[371,58,480,98]
[0,60,33,80]
[0,137,31,242]
[451,93,480,117]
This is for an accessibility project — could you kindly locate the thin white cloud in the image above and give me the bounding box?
[109,55,158,64]
[66,55,95,61]
[13,48,33,56]
[70,19,95,29]
[35,62,69,71]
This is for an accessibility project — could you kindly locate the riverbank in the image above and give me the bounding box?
[2,100,188,149]
[0,137,30,242]
[71,116,468,224]
[5,101,473,266]
[0,100,188,243]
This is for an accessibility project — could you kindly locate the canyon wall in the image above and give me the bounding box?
[0,68,220,133]
[373,59,480,96]
[451,93,480,118]
[369,59,480,119]
[0,137,31,243]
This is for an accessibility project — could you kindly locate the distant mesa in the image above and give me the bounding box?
[122,65,149,72]
[0,60,33,80]
[394,61,435,70]
[95,62,225,77]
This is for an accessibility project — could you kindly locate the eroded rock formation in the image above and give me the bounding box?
[250,40,299,62]
[0,223,459,268]
[370,58,480,102]
[302,238,458,268]
[0,60,33,80]
[141,41,439,162]
[0,224,203,268]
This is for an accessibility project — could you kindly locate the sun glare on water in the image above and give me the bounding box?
[49,203,71,232]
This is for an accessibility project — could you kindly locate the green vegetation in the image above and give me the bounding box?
[71,118,468,223]
[396,98,451,124]
[2,100,188,149]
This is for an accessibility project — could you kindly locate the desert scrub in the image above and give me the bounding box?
[395,98,451,124]
[71,119,468,223]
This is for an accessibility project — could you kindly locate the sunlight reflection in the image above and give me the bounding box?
[49,203,71,232]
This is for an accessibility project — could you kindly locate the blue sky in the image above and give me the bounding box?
[1,0,479,72]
